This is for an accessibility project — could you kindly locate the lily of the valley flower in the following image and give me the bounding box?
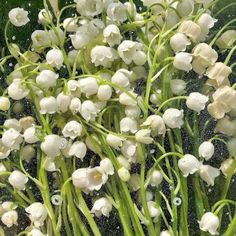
[9,8,29,27]
[173,52,193,72]
[178,154,200,177]
[0,97,10,111]
[1,210,18,228]
[8,170,28,190]
[91,197,112,217]
[186,92,208,113]
[163,108,184,129]
[198,141,215,160]
[199,212,219,235]
[199,164,220,186]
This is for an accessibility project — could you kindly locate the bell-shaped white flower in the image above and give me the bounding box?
[72,168,89,191]
[2,128,23,150]
[69,97,82,114]
[46,49,64,69]
[36,70,58,89]
[68,141,87,160]
[1,210,18,228]
[76,0,105,17]
[63,18,78,32]
[199,165,220,186]
[170,79,186,95]
[199,212,219,235]
[147,201,160,221]
[23,127,39,144]
[133,50,147,66]
[178,154,201,177]
[62,121,82,140]
[119,92,137,106]
[170,33,191,52]
[125,105,141,119]
[220,159,235,177]
[173,52,192,71]
[107,2,127,22]
[8,170,28,190]
[56,92,71,113]
[178,20,201,42]
[135,129,153,144]
[20,145,35,162]
[4,119,21,131]
[25,202,47,227]
[91,197,112,217]
[198,141,214,160]
[0,140,11,159]
[38,9,52,25]
[163,108,184,129]
[19,116,35,130]
[9,8,29,27]
[111,68,133,88]
[31,30,50,49]
[176,0,194,17]
[79,77,99,97]
[40,135,64,158]
[117,155,131,170]
[97,85,112,101]
[103,24,122,46]
[80,100,98,121]
[186,92,209,113]
[8,79,29,100]
[29,228,46,236]
[0,97,10,111]
[118,167,130,182]
[39,96,58,114]
[106,134,125,150]
[216,30,236,49]
[120,117,138,133]
[87,167,108,191]
[100,158,114,175]
[149,170,163,187]
[121,140,137,162]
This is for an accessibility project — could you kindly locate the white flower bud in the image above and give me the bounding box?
[9,8,29,27]
[36,70,58,89]
[31,30,50,49]
[8,79,29,100]
[0,97,10,111]
[97,85,112,101]
[118,167,130,182]
[207,101,229,120]
[147,201,160,220]
[4,119,21,131]
[199,212,219,235]
[120,117,138,133]
[125,105,141,119]
[178,154,201,177]
[135,129,153,144]
[56,93,71,113]
[100,158,114,175]
[117,155,131,170]
[149,170,163,187]
[119,92,137,106]
[69,97,82,114]
[103,24,122,46]
[38,9,52,25]
[2,128,23,150]
[0,140,11,159]
[40,135,64,157]
[19,116,35,130]
[106,134,124,150]
[186,92,208,113]
[199,165,220,186]
[63,18,78,32]
[79,77,98,97]
[72,168,89,191]
[178,20,201,42]
[107,2,127,23]
[1,210,18,228]
[111,69,134,88]
[62,121,82,140]
[133,50,147,66]
[170,79,186,95]
[46,49,64,69]
[8,170,28,190]
[68,141,87,160]
[198,141,214,160]
[91,197,112,217]
[39,96,58,114]
[216,30,236,49]
[23,127,39,144]
[173,52,192,71]
[80,100,98,121]
[170,33,191,52]
[20,145,35,162]
[176,0,194,17]
[29,228,46,236]
[163,108,184,129]
[25,202,47,227]
[220,159,235,177]
[76,0,104,17]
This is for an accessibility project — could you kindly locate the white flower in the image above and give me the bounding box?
[216,30,236,49]
[106,134,125,150]
[29,228,46,236]
[103,24,122,46]
[133,51,147,66]
[39,96,58,114]
[117,155,131,170]
[40,135,64,158]
[63,18,78,32]
[119,92,137,106]
[4,119,21,131]
[8,170,28,190]
[100,158,114,175]
[2,128,23,150]
[56,93,71,113]
[111,69,133,88]
[91,46,118,68]
[72,168,89,191]
[79,77,99,97]
[1,210,18,228]
[19,116,35,130]
[0,140,11,159]
[163,108,184,129]
[97,85,113,101]
[170,33,191,52]
[220,159,235,177]
[69,97,82,114]
[147,201,160,220]
[68,141,87,160]
[20,145,35,162]
[107,2,127,22]
[118,167,130,182]
[8,79,29,100]
[31,30,50,49]
[121,140,137,161]
[173,52,192,72]
[120,117,138,133]
[135,129,153,144]
[186,92,208,113]
[176,0,194,17]
[170,79,186,95]
[80,100,98,121]
[23,127,39,144]
[142,115,166,137]
[8,8,29,27]
[25,202,47,227]
[38,9,52,25]
[125,105,141,119]
[199,165,220,186]
[76,0,105,17]
[199,141,214,160]
[36,70,58,89]
[178,20,201,42]
[149,170,163,187]
[0,97,10,111]
[160,230,172,236]
[46,49,64,69]
[178,154,201,177]
[199,212,219,235]
[62,121,82,140]
[91,197,112,217]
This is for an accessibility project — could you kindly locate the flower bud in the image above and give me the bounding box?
[178,20,201,42]
[23,127,39,144]
[149,170,163,187]
[117,155,131,170]
[103,24,122,46]
[63,18,78,32]
[216,30,236,49]
[170,33,191,52]
[0,97,10,111]
[125,105,141,119]
[38,9,52,25]
[69,97,81,114]
[97,85,112,101]
[80,100,98,121]
[214,117,236,136]
[1,210,18,228]
[199,212,219,235]
[72,168,89,190]
[8,79,29,100]
[0,140,11,159]
[4,119,21,131]
[199,165,220,186]
[111,69,133,88]
[36,70,58,89]
[173,52,192,71]
[100,158,114,175]
[9,8,29,27]
[119,92,137,106]
[160,230,172,236]
[220,159,235,177]
[8,170,28,190]
[133,50,147,66]
[176,0,194,17]
[29,228,46,236]
[46,49,64,69]
[118,167,130,182]
[62,121,82,140]
[106,134,125,150]
[178,154,200,177]
[20,145,35,162]
[186,92,208,113]
[68,141,87,160]
[198,141,214,160]
[147,201,160,220]
[91,197,112,217]
[39,96,58,114]
[163,108,184,129]
[79,77,98,97]
[56,93,71,113]
[135,129,153,144]
[2,128,23,150]
[120,117,138,133]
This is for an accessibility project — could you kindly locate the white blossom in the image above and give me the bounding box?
[8,79,29,100]
[147,201,160,221]
[0,140,11,159]
[0,97,10,111]
[8,170,28,190]
[178,20,201,42]
[1,210,18,228]
[91,197,112,217]
[29,229,46,236]
[69,97,82,114]
[149,170,163,187]
[118,167,130,182]
[79,77,99,97]
[106,134,125,150]
[9,8,29,27]
[76,0,105,17]
[178,154,200,177]
[46,49,64,69]
[39,96,58,114]
[103,24,122,46]
[36,70,58,89]
[119,92,137,106]
[80,100,98,121]
[63,18,78,32]
[120,117,138,133]
[199,212,219,235]
[173,52,192,72]
[100,158,114,175]
[97,85,113,101]
[62,121,82,140]
[68,141,87,160]
[57,93,71,113]
[186,92,208,113]
[170,33,191,52]
[170,79,186,95]
[107,2,127,22]
[38,9,52,25]
[2,128,23,150]
[135,129,153,144]
[199,165,220,186]
[216,30,236,49]
[198,141,214,160]
[163,108,184,129]
[23,127,39,144]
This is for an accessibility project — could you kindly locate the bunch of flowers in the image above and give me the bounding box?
[0,0,235,235]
